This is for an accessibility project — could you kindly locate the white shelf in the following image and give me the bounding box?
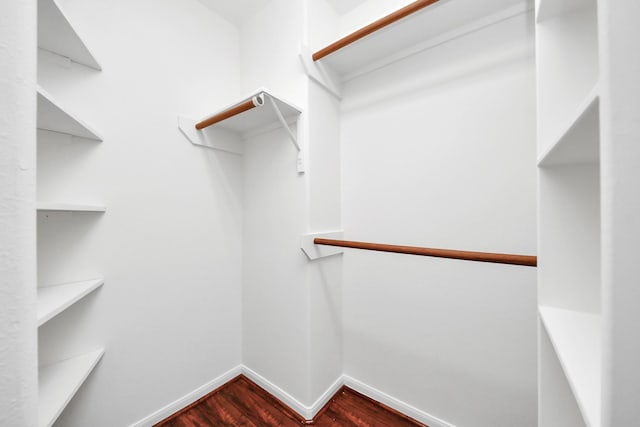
[37,87,103,141]
[538,85,599,166]
[37,202,106,213]
[38,349,105,427]
[539,306,601,427]
[200,89,300,137]
[37,279,104,326]
[305,0,527,82]
[38,0,101,70]
[179,89,303,171]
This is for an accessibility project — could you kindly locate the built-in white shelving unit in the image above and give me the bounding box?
[300,0,530,97]
[38,349,105,427]
[37,0,105,424]
[36,202,107,213]
[37,0,101,70]
[37,279,104,326]
[536,0,601,425]
[37,87,103,141]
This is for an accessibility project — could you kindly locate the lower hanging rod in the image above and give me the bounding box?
[314,238,537,267]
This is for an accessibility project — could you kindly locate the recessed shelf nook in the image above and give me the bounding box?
[38,0,102,70]
[37,278,104,327]
[539,306,601,427]
[37,87,103,141]
[38,349,105,427]
[538,85,599,167]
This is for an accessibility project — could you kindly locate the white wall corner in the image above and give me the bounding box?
[300,230,344,260]
[298,43,343,100]
[128,365,243,427]
[128,366,455,426]
[343,376,457,427]
[240,365,315,420]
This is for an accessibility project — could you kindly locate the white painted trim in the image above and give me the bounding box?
[240,365,315,420]
[308,375,344,417]
[129,367,456,427]
[343,376,457,427]
[129,365,242,427]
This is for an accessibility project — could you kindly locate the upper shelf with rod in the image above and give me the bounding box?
[300,0,531,98]
[38,0,101,70]
[178,89,304,172]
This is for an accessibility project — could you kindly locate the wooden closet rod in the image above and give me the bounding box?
[314,238,537,267]
[196,94,265,130]
[312,0,440,62]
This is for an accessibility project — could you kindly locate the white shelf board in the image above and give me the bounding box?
[37,88,103,141]
[538,85,599,167]
[179,88,304,171]
[37,278,104,326]
[536,0,593,23]
[38,349,105,427]
[37,202,106,213]
[206,89,301,137]
[314,0,527,79]
[38,0,101,70]
[539,306,601,427]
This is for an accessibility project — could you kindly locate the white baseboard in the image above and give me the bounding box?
[343,375,456,427]
[241,366,345,421]
[240,365,312,419]
[129,365,242,427]
[308,375,344,417]
[129,366,455,427]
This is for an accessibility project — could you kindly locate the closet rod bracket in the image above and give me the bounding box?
[301,231,344,260]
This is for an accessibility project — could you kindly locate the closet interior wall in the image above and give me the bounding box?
[334,2,538,426]
[28,0,544,425]
[240,0,343,410]
[37,1,243,426]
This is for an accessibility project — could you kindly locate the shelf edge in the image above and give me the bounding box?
[37,278,104,326]
[537,84,599,167]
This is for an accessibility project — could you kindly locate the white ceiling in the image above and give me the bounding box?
[197,0,271,25]
[198,0,370,25]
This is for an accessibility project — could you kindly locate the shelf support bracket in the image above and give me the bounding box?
[268,96,300,152]
[267,95,305,173]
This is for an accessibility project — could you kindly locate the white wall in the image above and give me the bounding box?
[340,11,538,427]
[305,0,344,404]
[240,0,345,412]
[240,0,313,406]
[36,1,243,426]
[599,1,640,425]
[0,2,38,426]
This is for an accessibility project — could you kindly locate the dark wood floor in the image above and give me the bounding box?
[155,375,427,426]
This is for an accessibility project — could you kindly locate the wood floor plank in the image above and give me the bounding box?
[154,375,427,427]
